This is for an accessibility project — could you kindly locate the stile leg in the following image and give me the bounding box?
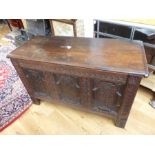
[11,59,40,105]
[115,75,142,128]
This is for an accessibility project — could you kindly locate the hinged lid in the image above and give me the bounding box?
[7,36,148,76]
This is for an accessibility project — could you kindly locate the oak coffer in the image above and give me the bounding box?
[7,36,148,128]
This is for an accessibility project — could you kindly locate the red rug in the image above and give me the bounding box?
[0,45,32,131]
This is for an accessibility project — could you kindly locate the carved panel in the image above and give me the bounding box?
[92,79,125,113]
[23,69,43,91]
[23,69,54,98]
[54,74,80,105]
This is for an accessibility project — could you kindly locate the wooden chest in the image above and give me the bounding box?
[7,36,148,128]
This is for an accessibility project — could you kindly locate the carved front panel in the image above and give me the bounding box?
[23,69,44,92]
[22,67,125,116]
[92,79,125,113]
[23,68,54,98]
[54,74,80,105]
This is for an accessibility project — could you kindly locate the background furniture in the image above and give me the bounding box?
[25,19,51,37]
[6,19,52,46]
[8,36,148,128]
[50,19,77,37]
[94,19,155,63]
[94,19,155,106]
[141,65,155,108]
[7,19,24,30]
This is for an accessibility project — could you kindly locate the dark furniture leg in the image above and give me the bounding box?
[5,19,12,31]
[10,59,40,105]
[73,21,77,37]
[32,98,40,105]
[50,20,55,36]
[149,93,155,108]
[115,76,141,128]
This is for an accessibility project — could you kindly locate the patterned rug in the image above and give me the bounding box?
[0,45,32,131]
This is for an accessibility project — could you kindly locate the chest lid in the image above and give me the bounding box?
[8,36,148,76]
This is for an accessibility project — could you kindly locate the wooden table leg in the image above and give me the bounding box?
[149,93,155,108]
[5,19,12,31]
[73,21,77,37]
[50,20,55,36]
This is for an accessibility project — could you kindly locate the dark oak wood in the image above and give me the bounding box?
[8,36,148,128]
[8,36,148,76]
[115,75,142,128]
[8,19,24,29]
[10,59,40,104]
[80,77,93,107]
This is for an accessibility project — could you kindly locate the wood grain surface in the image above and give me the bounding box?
[8,36,148,76]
